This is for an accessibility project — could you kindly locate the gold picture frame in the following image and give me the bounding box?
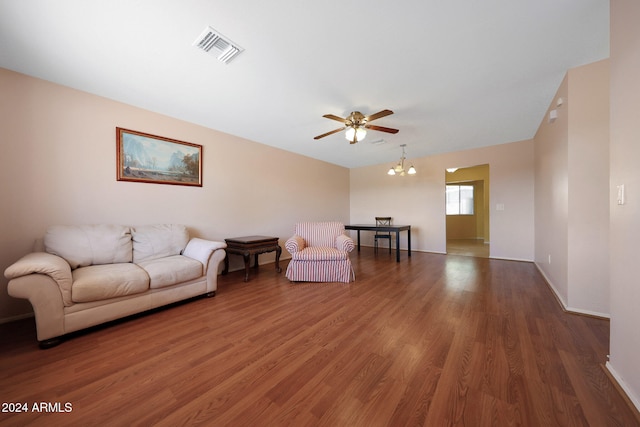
[116,128,202,187]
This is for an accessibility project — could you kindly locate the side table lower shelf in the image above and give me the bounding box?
[222,235,282,282]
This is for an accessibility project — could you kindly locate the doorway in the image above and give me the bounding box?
[445,164,490,258]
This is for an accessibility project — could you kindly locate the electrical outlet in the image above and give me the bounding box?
[548,254,551,264]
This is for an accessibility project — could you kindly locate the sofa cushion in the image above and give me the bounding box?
[71,263,149,303]
[45,225,133,269]
[290,247,349,261]
[137,255,202,289]
[132,224,189,263]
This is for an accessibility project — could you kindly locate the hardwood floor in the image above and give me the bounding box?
[447,239,490,258]
[1,249,638,426]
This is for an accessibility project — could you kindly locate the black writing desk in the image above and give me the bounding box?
[345,224,411,262]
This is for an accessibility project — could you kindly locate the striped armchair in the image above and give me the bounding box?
[285,222,355,283]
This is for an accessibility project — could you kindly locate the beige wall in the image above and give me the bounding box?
[350,140,534,261]
[446,211,478,240]
[534,59,610,317]
[0,68,350,320]
[534,74,569,303]
[445,164,490,241]
[608,0,640,410]
[567,60,610,314]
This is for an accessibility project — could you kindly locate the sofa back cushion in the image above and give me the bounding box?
[44,225,133,269]
[132,224,189,263]
[294,222,345,248]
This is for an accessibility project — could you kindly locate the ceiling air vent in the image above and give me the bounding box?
[193,26,243,64]
[369,138,387,145]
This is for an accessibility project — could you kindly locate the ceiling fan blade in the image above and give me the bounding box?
[322,114,348,124]
[365,124,399,134]
[314,127,345,140]
[365,109,394,122]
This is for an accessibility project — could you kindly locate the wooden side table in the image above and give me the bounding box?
[222,236,282,282]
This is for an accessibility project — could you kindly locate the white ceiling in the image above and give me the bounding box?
[0,0,609,168]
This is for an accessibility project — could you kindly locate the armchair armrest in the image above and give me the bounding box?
[336,234,355,252]
[4,252,73,306]
[182,238,227,274]
[285,235,306,254]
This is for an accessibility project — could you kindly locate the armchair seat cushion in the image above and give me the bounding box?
[291,247,349,261]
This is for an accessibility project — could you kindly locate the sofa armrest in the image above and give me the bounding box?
[336,234,355,252]
[205,247,226,294]
[4,252,73,306]
[182,238,227,275]
[7,274,66,341]
[285,235,306,254]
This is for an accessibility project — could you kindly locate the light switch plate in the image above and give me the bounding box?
[617,184,625,205]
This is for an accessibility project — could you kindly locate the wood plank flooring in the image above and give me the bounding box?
[447,239,490,258]
[1,249,638,426]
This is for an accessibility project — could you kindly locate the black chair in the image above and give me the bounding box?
[374,217,392,253]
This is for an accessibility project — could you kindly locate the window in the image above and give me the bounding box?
[446,184,474,215]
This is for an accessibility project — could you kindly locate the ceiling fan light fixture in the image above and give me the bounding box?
[314,110,397,143]
[345,126,367,142]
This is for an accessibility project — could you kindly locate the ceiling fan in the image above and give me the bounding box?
[314,109,399,144]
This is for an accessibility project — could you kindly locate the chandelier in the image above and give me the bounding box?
[388,144,416,176]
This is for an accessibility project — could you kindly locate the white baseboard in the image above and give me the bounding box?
[411,248,447,255]
[534,263,610,319]
[605,361,640,413]
[357,244,442,253]
[0,312,34,325]
[491,256,534,262]
[565,306,610,319]
[535,262,569,308]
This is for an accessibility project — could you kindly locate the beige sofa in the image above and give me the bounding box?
[4,224,227,348]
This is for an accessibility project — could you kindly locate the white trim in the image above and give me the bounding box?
[606,361,640,413]
[565,306,610,319]
[0,312,34,324]
[355,245,447,255]
[360,245,534,260]
[490,256,534,262]
[534,263,610,319]
[411,248,447,255]
[535,262,569,308]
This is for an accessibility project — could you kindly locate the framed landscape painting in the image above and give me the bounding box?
[116,128,202,187]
